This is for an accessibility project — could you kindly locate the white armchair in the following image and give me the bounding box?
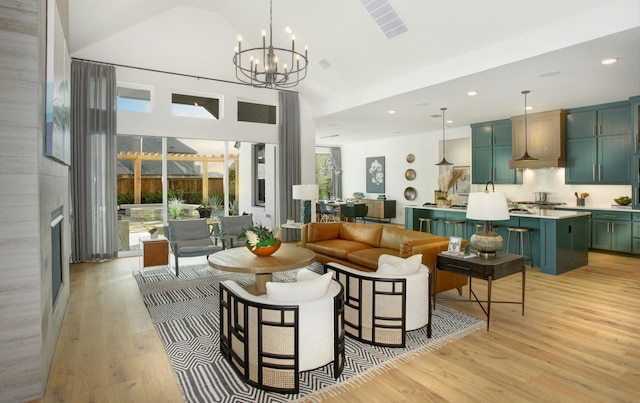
[324,260,431,347]
[219,270,345,394]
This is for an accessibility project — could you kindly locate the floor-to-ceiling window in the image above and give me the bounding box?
[116,135,239,253]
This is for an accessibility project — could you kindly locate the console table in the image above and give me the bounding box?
[365,199,396,222]
[435,252,525,330]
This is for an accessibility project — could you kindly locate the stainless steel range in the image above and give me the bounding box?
[514,201,567,210]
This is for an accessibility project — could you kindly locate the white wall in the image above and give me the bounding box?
[340,126,471,224]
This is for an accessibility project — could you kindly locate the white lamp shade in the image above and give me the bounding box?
[292,184,319,200]
[466,191,510,221]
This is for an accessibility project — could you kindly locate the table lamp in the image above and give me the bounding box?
[466,181,510,258]
[292,184,319,224]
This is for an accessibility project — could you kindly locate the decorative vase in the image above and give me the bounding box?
[150,232,158,239]
[247,239,281,257]
[434,191,447,203]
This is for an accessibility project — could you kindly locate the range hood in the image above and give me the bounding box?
[509,109,566,169]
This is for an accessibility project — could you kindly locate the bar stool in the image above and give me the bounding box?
[418,217,438,234]
[506,227,533,267]
[444,220,465,237]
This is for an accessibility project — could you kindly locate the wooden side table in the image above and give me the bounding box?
[435,252,525,330]
[139,235,170,276]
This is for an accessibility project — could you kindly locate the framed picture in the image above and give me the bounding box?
[366,156,385,193]
[453,166,470,195]
[448,236,462,253]
[44,0,71,165]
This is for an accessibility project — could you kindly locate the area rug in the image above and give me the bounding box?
[134,263,484,403]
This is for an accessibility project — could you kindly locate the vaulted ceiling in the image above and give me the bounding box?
[70,0,640,144]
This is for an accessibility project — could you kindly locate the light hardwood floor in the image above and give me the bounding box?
[33,252,640,402]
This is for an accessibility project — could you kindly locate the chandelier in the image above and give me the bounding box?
[319,157,342,176]
[233,0,309,89]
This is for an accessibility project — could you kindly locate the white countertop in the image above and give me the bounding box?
[556,204,639,212]
[405,205,592,219]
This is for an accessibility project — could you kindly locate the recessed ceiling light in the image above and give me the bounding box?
[539,71,561,78]
[467,91,478,96]
[601,58,618,65]
[284,26,293,34]
[525,106,533,111]
[388,110,397,114]
[446,120,453,124]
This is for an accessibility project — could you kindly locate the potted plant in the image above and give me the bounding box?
[238,224,281,256]
[286,217,295,225]
[148,227,158,239]
[168,197,185,219]
[352,191,365,200]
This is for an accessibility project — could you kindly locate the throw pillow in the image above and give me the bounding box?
[266,272,333,302]
[376,253,422,276]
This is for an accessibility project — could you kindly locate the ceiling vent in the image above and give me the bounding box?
[360,0,408,39]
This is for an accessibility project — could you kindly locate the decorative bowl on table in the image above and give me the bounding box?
[613,196,632,205]
[248,239,281,256]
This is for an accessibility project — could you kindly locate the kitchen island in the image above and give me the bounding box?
[405,205,592,275]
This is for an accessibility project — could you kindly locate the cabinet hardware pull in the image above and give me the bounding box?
[598,164,602,181]
[612,222,615,232]
[593,165,596,182]
[607,222,610,233]
[599,124,603,135]
[592,124,597,136]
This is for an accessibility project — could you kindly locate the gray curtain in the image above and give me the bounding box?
[278,92,302,242]
[70,60,118,262]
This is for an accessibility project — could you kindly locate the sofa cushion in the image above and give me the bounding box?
[377,254,423,276]
[305,222,342,243]
[266,272,333,302]
[305,239,373,260]
[348,248,399,270]
[339,222,383,247]
[380,226,434,250]
[398,236,450,258]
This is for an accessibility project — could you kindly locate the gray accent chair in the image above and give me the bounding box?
[166,218,222,275]
[218,214,253,249]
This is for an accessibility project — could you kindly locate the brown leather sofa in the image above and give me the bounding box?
[301,221,467,294]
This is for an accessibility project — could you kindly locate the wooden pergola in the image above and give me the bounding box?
[117,151,240,204]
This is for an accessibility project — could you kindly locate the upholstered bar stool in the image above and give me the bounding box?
[506,227,533,267]
[444,220,465,237]
[418,217,438,234]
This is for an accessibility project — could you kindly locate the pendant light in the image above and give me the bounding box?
[435,107,453,166]
[514,90,538,161]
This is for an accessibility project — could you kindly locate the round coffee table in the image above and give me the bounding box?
[208,244,316,294]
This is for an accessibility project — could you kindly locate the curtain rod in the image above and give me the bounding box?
[71,57,297,93]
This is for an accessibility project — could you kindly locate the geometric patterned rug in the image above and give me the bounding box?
[134,262,484,403]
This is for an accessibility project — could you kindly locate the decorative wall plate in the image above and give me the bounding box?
[404,187,417,200]
[405,169,416,180]
[406,153,415,163]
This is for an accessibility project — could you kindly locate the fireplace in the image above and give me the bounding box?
[51,208,64,305]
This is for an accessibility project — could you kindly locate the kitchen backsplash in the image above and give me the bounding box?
[469,168,633,207]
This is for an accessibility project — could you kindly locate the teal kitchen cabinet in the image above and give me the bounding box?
[633,213,640,254]
[539,215,589,275]
[566,102,633,184]
[471,120,521,185]
[591,211,633,253]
